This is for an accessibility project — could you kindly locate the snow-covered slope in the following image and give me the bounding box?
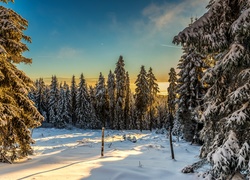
[0,128,201,180]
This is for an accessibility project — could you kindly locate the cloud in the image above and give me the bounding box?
[142,3,180,30]
[107,12,122,32]
[161,44,182,49]
[142,0,209,30]
[123,0,209,49]
[50,29,60,36]
[108,12,117,26]
[57,47,81,59]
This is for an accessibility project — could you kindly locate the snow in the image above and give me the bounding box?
[0,128,203,180]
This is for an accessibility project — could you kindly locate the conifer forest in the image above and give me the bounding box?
[1,0,250,179]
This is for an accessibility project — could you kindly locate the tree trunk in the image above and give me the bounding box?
[169,113,175,159]
[149,107,152,132]
[101,127,104,157]
[140,112,142,132]
[169,126,175,159]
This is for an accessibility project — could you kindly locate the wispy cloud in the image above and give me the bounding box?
[108,12,118,27]
[50,29,60,36]
[31,47,83,60]
[161,44,182,49]
[57,46,81,59]
[142,3,181,30]
[142,0,209,31]
[126,0,209,48]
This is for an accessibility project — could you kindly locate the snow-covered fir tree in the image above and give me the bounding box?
[124,71,131,129]
[70,75,77,125]
[176,45,206,142]
[61,82,71,124]
[56,83,67,128]
[174,0,250,178]
[48,76,60,125]
[147,67,159,131]
[33,78,47,119]
[42,85,50,123]
[167,68,177,159]
[167,68,177,134]
[129,92,137,129]
[107,70,116,129]
[114,55,126,130]
[135,65,149,131]
[0,1,43,162]
[89,85,100,129]
[76,74,96,128]
[95,72,108,128]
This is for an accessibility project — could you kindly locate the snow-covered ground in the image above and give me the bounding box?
[0,128,203,180]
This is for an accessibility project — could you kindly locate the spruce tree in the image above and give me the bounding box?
[95,72,108,128]
[114,55,126,130]
[76,73,96,128]
[175,45,206,142]
[70,75,77,125]
[167,68,177,159]
[56,83,67,128]
[33,78,47,119]
[135,65,149,131]
[107,70,116,129]
[0,1,43,162]
[42,85,50,123]
[129,92,137,129]
[76,73,87,128]
[61,82,71,125]
[89,85,99,129]
[174,0,250,178]
[147,67,159,131]
[124,71,131,130]
[48,76,60,126]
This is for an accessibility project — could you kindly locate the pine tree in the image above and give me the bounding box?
[135,65,149,131]
[34,78,47,117]
[76,73,95,128]
[56,83,67,128]
[129,93,137,129]
[61,82,71,125]
[114,55,126,130]
[107,70,116,129]
[70,75,77,125]
[42,85,50,123]
[174,0,250,178]
[48,76,60,126]
[0,1,43,162]
[124,71,131,130]
[167,68,177,159]
[176,46,206,142]
[76,73,87,128]
[95,72,108,128]
[31,78,49,125]
[89,85,99,129]
[147,67,159,131]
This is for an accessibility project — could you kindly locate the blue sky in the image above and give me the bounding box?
[4,0,209,85]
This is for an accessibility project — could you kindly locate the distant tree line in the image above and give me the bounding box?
[30,56,168,130]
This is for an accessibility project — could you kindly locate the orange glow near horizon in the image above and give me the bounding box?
[37,77,168,96]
